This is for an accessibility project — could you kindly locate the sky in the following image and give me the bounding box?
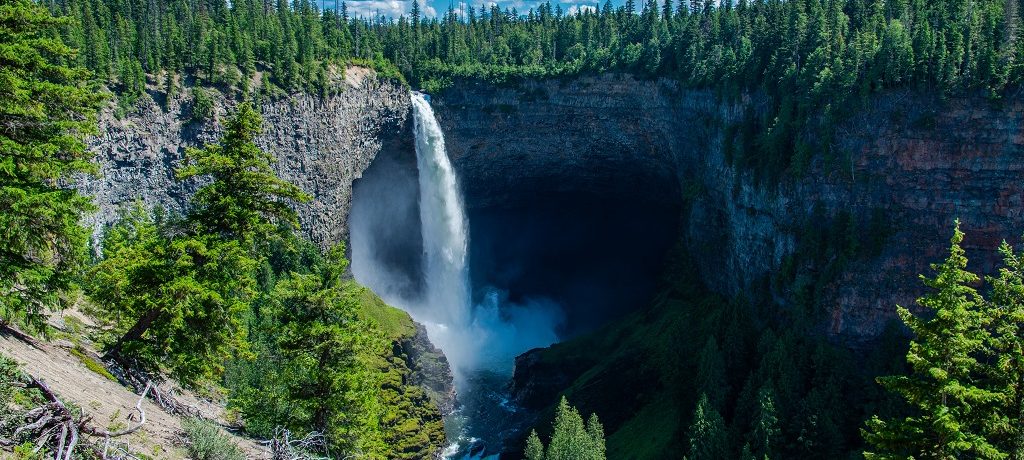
[319,0,606,22]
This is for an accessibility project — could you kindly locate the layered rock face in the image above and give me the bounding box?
[77,72,413,247]
[433,75,1024,344]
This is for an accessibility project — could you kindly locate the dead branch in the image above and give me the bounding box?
[263,427,330,460]
[1,376,154,460]
[82,381,150,438]
[104,360,202,419]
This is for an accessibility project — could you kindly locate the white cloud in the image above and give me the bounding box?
[335,0,437,18]
[566,3,596,14]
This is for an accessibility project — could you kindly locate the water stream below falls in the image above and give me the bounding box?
[351,92,554,458]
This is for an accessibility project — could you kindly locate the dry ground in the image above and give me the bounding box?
[0,313,269,459]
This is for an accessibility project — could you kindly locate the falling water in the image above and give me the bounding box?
[407,92,476,374]
[352,92,560,458]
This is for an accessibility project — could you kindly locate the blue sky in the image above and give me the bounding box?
[321,0,604,21]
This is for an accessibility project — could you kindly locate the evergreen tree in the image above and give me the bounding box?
[526,430,546,460]
[863,222,1004,460]
[687,393,729,460]
[176,102,310,243]
[88,206,255,382]
[985,241,1024,459]
[269,244,384,454]
[0,0,101,332]
[586,413,606,459]
[526,396,606,460]
[92,103,309,382]
[749,385,780,460]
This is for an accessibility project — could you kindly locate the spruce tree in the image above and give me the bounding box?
[749,385,780,460]
[528,396,606,460]
[0,0,101,332]
[526,430,546,460]
[177,101,310,243]
[863,222,1004,460]
[687,393,729,460]
[88,206,255,383]
[586,413,606,459]
[547,396,593,460]
[92,103,309,382]
[986,241,1024,459]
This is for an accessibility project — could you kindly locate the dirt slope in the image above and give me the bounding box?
[0,326,269,459]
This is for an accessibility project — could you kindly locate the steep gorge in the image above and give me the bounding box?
[81,70,1024,457]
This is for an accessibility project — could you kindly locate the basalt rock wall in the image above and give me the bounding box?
[77,70,414,248]
[432,75,1024,343]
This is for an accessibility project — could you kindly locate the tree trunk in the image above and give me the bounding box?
[104,308,162,359]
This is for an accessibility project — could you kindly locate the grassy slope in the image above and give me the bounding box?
[352,286,448,459]
[355,286,416,342]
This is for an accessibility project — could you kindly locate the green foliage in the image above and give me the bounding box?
[177,102,311,242]
[46,0,1024,182]
[223,234,443,459]
[524,240,898,459]
[191,88,216,122]
[526,430,546,460]
[863,224,1024,460]
[87,207,254,384]
[0,0,102,333]
[0,353,35,410]
[986,241,1024,459]
[524,396,606,460]
[180,418,246,460]
[687,394,729,460]
[12,442,48,460]
[864,222,1004,459]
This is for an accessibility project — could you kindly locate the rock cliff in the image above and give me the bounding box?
[432,75,1024,344]
[77,70,413,247]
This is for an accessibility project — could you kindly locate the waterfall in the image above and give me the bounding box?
[407,92,477,376]
[412,92,471,329]
[351,92,563,457]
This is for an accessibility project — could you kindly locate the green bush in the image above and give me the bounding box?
[191,88,215,123]
[181,418,245,460]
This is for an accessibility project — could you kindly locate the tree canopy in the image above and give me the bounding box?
[0,0,102,332]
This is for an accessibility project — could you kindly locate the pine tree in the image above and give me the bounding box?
[89,206,255,383]
[526,430,546,460]
[863,221,1004,460]
[271,244,382,453]
[749,385,780,460]
[688,393,729,460]
[586,413,606,459]
[985,241,1024,459]
[548,396,592,460]
[176,102,311,243]
[0,0,102,332]
[529,396,606,460]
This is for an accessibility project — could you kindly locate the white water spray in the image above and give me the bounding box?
[351,91,564,457]
[352,92,562,378]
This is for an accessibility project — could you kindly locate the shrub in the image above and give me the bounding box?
[191,88,216,122]
[181,418,245,460]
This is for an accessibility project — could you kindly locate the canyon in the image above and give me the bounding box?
[78,69,1024,456]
